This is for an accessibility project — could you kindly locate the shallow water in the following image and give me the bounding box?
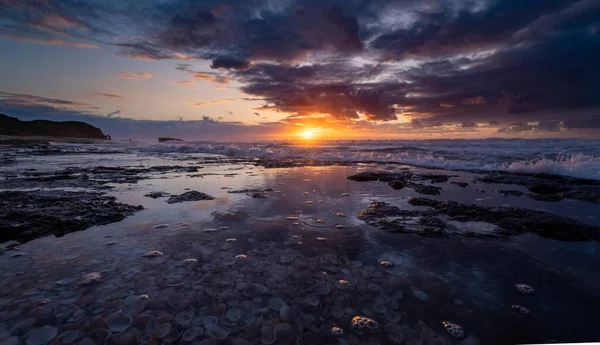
[1,147,600,345]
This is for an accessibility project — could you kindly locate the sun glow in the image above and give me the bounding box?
[303,130,315,139]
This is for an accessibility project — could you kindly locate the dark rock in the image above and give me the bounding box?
[0,114,106,139]
[477,172,600,204]
[388,180,406,190]
[451,182,469,188]
[0,190,143,243]
[228,189,265,194]
[408,197,600,241]
[347,171,413,182]
[144,191,170,199]
[414,174,452,183]
[528,183,570,195]
[166,191,214,203]
[527,193,564,202]
[409,183,442,195]
[251,193,268,199]
[158,137,184,142]
[498,190,524,197]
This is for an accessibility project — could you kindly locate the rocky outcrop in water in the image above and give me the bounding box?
[158,137,184,142]
[0,190,143,243]
[478,172,600,204]
[0,114,106,139]
[166,191,215,203]
[348,171,447,195]
[357,199,600,241]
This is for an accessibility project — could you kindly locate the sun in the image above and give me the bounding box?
[303,130,314,139]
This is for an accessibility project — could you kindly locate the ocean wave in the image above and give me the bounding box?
[133,140,600,180]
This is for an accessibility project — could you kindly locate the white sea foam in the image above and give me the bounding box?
[131,139,600,180]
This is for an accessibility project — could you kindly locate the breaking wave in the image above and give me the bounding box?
[134,139,600,180]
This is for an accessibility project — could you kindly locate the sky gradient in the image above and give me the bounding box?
[1,0,599,140]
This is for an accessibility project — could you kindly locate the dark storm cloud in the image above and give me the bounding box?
[2,0,600,134]
[210,57,251,70]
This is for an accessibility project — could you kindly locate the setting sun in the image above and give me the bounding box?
[303,130,314,139]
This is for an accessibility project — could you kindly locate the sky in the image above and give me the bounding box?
[0,0,599,141]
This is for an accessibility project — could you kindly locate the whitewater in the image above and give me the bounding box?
[133,138,600,180]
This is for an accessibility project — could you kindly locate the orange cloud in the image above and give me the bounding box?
[0,33,100,49]
[440,103,456,108]
[194,98,235,107]
[118,72,153,80]
[193,73,232,84]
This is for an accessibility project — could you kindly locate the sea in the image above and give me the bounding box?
[0,137,599,345]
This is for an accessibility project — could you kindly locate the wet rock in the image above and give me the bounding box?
[143,191,170,199]
[0,190,143,243]
[477,172,600,204]
[388,180,406,190]
[251,193,268,199]
[498,190,524,197]
[166,191,214,203]
[408,197,600,241]
[347,171,413,182]
[409,183,441,195]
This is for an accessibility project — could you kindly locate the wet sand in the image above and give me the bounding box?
[1,154,600,345]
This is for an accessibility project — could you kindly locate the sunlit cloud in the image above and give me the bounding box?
[118,72,153,80]
[0,33,100,49]
[193,98,235,107]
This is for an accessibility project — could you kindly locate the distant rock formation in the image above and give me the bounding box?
[158,137,184,142]
[0,114,106,139]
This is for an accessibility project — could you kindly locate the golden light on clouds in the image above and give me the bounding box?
[193,98,235,107]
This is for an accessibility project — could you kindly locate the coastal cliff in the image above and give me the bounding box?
[0,114,106,139]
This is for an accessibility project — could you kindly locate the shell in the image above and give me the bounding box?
[412,289,428,302]
[78,272,101,286]
[202,316,218,328]
[176,311,194,326]
[108,315,132,333]
[26,326,58,345]
[351,316,379,333]
[372,303,386,314]
[379,260,394,268]
[384,311,401,323]
[335,280,349,290]
[260,325,276,345]
[226,308,242,322]
[442,321,465,338]
[57,331,81,344]
[155,323,171,338]
[305,296,319,307]
[330,326,344,336]
[511,304,531,315]
[182,327,203,342]
[87,329,112,344]
[514,284,535,294]
[268,297,285,311]
[206,325,230,340]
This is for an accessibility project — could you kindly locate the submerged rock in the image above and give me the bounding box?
[166,191,214,203]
